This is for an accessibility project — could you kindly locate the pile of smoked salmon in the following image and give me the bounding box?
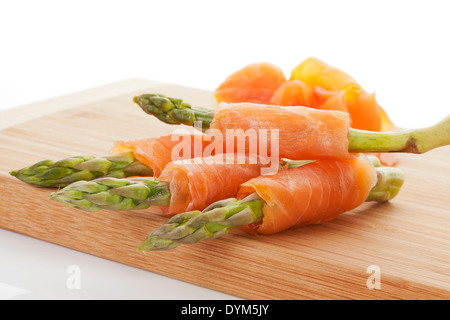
[215,57,395,132]
[214,57,398,167]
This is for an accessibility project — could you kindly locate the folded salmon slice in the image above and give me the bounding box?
[290,57,362,100]
[158,154,273,215]
[313,86,348,113]
[290,57,395,132]
[214,62,287,104]
[270,79,314,107]
[237,155,377,235]
[210,102,352,161]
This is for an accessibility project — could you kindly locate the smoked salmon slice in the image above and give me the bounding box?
[290,57,362,101]
[210,102,352,161]
[214,62,286,104]
[157,154,272,215]
[237,155,377,235]
[270,79,314,107]
[313,86,348,113]
[290,57,396,132]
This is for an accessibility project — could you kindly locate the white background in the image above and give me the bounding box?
[1,0,449,299]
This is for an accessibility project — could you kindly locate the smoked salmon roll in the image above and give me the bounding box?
[135,94,449,164]
[237,155,377,235]
[158,153,272,215]
[210,102,352,161]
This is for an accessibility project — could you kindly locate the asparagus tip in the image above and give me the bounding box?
[137,235,180,251]
[49,191,70,206]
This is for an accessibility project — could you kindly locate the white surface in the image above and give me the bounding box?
[1,0,450,300]
[0,229,239,300]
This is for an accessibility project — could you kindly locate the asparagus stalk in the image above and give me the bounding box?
[366,166,405,202]
[134,94,450,154]
[138,165,405,251]
[10,152,153,188]
[49,177,170,212]
[138,194,264,251]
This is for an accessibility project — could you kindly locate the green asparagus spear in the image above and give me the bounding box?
[138,194,264,251]
[138,165,405,251]
[133,94,214,131]
[10,152,153,188]
[49,177,170,212]
[134,94,450,154]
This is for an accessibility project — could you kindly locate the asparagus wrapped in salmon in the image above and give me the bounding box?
[134,94,450,157]
[50,154,276,214]
[138,155,405,251]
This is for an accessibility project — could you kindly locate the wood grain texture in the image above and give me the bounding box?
[1,79,449,300]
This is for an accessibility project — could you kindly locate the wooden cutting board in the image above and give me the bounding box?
[1,79,449,300]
